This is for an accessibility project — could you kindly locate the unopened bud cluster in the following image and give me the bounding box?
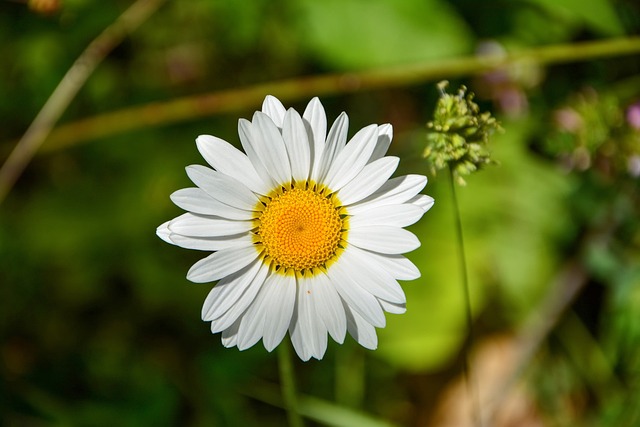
[424,81,500,185]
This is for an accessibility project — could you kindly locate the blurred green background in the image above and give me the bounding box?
[2,0,640,425]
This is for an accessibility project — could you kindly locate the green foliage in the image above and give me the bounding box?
[297,0,473,69]
[518,0,624,36]
[544,88,640,179]
[2,0,640,426]
[528,74,640,426]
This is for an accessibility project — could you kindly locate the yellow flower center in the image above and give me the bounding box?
[255,185,346,274]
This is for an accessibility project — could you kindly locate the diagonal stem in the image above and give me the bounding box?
[278,340,305,427]
[0,0,165,205]
[448,167,482,427]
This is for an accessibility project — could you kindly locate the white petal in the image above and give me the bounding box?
[238,118,277,188]
[261,95,286,128]
[210,262,269,333]
[237,300,266,350]
[314,112,348,182]
[338,157,399,206]
[349,204,425,228]
[187,245,258,283]
[289,292,311,361]
[290,277,329,361]
[290,319,312,361]
[379,299,407,314]
[170,232,253,251]
[201,260,262,321]
[237,272,277,350]
[282,108,311,182]
[221,318,241,348]
[170,188,253,220]
[327,259,386,328]
[357,250,421,281]
[262,274,296,352]
[340,247,406,304]
[312,319,329,360]
[252,112,292,185]
[324,124,378,191]
[348,175,427,215]
[195,135,269,195]
[156,221,172,244]
[310,273,347,344]
[168,213,253,237]
[369,124,393,163]
[348,226,420,254]
[408,194,435,212]
[303,97,327,180]
[344,303,378,350]
[186,165,257,211]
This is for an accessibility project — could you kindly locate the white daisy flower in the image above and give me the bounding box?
[157,95,434,361]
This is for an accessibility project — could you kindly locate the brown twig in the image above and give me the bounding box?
[33,36,640,156]
[3,36,640,204]
[481,260,590,425]
[0,0,166,205]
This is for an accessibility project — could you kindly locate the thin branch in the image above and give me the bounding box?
[481,200,620,424]
[33,36,640,154]
[482,260,588,425]
[3,36,640,204]
[0,0,166,205]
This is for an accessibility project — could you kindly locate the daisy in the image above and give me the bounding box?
[157,95,434,361]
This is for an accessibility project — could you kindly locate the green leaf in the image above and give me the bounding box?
[245,381,399,427]
[520,0,624,36]
[298,0,473,69]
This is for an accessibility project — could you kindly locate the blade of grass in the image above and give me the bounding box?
[243,380,399,427]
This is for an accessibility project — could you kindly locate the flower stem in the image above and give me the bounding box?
[335,344,365,408]
[278,340,305,427]
[448,167,482,427]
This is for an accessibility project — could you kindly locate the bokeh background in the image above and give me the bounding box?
[2,0,640,425]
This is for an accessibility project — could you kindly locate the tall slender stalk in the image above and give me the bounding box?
[278,340,305,427]
[448,167,481,427]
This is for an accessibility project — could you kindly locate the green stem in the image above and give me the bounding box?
[448,167,481,427]
[335,344,365,408]
[278,340,305,427]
